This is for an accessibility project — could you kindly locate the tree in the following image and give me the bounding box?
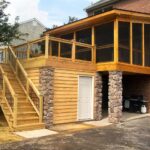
[51,24,59,29]
[68,16,78,23]
[0,0,21,46]
[64,16,78,25]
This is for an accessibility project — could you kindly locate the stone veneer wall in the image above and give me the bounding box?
[39,67,54,128]
[94,72,103,120]
[123,75,150,113]
[108,71,123,123]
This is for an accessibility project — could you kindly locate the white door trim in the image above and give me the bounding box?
[77,75,94,121]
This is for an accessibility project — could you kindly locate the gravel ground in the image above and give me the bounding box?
[0,117,150,150]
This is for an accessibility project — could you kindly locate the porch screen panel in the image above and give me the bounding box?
[95,22,114,63]
[76,28,91,44]
[145,24,150,67]
[61,33,73,40]
[133,23,142,65]
[60,43,72,58]
[51,41,59,56]
[119,22,130,63]
[75,46,91,61]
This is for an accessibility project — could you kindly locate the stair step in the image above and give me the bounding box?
[0,64,44,131]
[17,111,38,118]
[18,107,34,111]
[10,117,39,121]
[17,101,29,105]
[15,91,25,94]
[17,120,40,125]
[14,123,45,131]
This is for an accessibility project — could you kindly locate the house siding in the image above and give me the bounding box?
[113,0,150,14]
[53,69,95,124]
[12,19,46,46]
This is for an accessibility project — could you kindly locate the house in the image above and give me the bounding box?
[11,18,47,46]
[0,0,150,131]
[85,0,150,16]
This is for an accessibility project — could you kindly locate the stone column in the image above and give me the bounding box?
[40,67,54,128]
[108,71,123,123]
[94,72,102,120]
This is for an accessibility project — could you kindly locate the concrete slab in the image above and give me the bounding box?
[15,129,58,138]
[122,112,150,122]
[84,118,112,127]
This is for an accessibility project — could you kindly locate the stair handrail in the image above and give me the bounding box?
[8,46,43,123]
[0,66,16,121]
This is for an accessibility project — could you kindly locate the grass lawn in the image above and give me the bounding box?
[0,110,23,144]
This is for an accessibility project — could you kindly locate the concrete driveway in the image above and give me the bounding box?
[0,117,150,150]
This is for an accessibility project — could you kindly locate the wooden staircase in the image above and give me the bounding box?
[0,48,45,131]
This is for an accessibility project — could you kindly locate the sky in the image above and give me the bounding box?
[6,0,99,28]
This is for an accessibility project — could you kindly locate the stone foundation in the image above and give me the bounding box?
[39,67,54,128]
[108,71,123,123]
[94,72,102,120]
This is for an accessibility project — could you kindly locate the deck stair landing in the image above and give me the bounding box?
[0,47,44,131]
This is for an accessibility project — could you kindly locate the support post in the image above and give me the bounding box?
[130,21,133,64]
[142,23,145,67]
[58,42,61,59]
[45,35,49,58]
[72,32,76,62]
[114,18,119,63]
[92,26,96,63]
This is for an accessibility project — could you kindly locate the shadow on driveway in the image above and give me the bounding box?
[0,117,150,150]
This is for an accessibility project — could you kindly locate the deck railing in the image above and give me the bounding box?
[13,36,95,63]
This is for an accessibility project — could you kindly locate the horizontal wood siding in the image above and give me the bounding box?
[53,69,94,124]
[26,68,40,90]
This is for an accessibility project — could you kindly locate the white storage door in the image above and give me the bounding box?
[78,76,93,120]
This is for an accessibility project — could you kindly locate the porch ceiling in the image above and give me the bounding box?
[45,9,150,36]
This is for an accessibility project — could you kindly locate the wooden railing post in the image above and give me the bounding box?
[13,96,18,127]
[27,42,30,60]
[39,95,43,123]
[114,18,119,63]
[45,35,49,58]
[2,76,5,98]
[26,79,29,101]
[15,61,18,76]
[4,48,7,63]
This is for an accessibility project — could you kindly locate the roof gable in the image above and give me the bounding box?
[19,18,46,29]
[85,0,119,12]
